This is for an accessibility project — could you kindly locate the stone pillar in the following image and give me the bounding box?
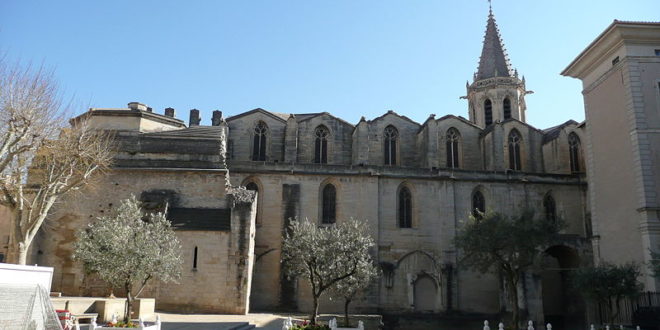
[425,114,438,168]
[352,117,369,165]
[189,109,201,126]
[284,115,298,163]
[211,110,223,126]
[280,184,300,311]
[164,107,175,117]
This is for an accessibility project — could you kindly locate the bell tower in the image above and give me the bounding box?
[464,5,532,128]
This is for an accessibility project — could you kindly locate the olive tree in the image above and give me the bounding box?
[571,263,643,325]
[0,59,113,264]
[73,196,183,323]
[281,218,376,325]
[454,210,563,330]
[329,258,379,327]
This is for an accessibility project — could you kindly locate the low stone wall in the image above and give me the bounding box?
[51,297,155,322]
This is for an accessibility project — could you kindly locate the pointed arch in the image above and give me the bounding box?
[472,189,485,219]
[252,121,268,161]
[508,129,522,171]
[446,127,461,169]
[321,183,336,224]
[398,184,412,228]
[314,125,329,164]
[384,125,398,166]
[568,132,582,173]
[484,99,493,126]
[503,97,512,120]
[544,193,557,223]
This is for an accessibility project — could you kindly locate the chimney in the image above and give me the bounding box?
[211,110,223,126]
[189,109,201,126]
[127,102,148,111]
[164,107,175,117]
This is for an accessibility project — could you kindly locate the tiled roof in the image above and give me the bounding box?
[143,126,224,139]
[475,11,514,81]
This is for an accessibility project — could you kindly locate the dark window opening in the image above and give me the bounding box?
[472,191,485,219]
[484,99,493,126]
[612,56,620,66]
[193,246,198,270]
[398,187,412,228]
[508,129,522,171]
[503,97,511,119]
[227,139,234,160]
[544,195,557,223]
[655,49,660,56]
[252,122,268,161]
[321,184,336,224]
[446,128,460,169]
[384,126,398,166]
[569,133,581,173]
[314,126,329,164]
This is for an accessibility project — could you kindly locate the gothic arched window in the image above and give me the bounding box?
[321,184,336,224]
[398,186,412,228]
[569,133,581,173]
[503,97,512,120]
[544,194,557,223]
[446,128,461,169]
[472,190,485,219]
[384,125,398,166]
[508,129,522,171]
[314,125,329,164]
[484,99,493,126]
[252,121,268,161]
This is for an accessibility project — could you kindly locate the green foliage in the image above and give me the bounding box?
[454,210,564,274]
[649,250,660,278]
[73,195,183,322]
[281,217,376,324]
[571,263,643,324]
[73,195,183,291]
[571,263,643,304]
[454,210,563,330]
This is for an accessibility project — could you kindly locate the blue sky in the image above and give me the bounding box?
[1,1,658,129]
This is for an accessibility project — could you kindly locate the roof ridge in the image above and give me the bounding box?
[475,9,514,81]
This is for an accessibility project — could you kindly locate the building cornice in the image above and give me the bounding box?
[561,21,660,79]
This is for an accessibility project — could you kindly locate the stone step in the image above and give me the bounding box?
[228,322,256,330]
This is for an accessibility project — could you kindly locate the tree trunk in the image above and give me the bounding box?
[344,298,352,327]
[17,242,28,265]
[506,273,520,330]
[311,295,319,325]
[125,284,133,324]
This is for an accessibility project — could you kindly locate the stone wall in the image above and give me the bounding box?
[230,163,587,314]
[36,169,256,314]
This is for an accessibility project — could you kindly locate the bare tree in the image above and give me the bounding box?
[0,59,113,265]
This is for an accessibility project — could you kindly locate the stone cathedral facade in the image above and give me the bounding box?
[4,8,598,327]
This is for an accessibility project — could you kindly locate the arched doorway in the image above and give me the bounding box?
[414,274,437,312]
[541,245,584,328]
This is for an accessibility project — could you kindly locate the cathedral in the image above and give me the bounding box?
[9,7,660,330]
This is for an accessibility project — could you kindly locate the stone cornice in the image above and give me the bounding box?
[561,21,660,79]
[70,108,186,127]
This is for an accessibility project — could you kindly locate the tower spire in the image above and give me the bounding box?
[475,2,514,81]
